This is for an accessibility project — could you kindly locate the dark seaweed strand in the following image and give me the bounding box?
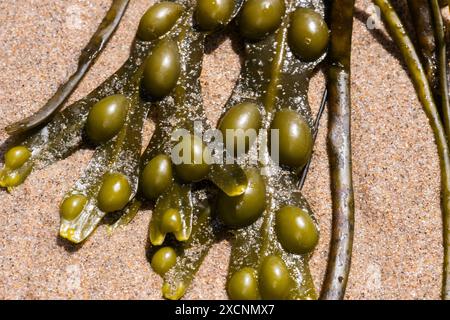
[430,0,450,143]
[5,0,130,135]
[373,0,450,300]
[319,0,355,300]
[298,88,328,190]
[407,0,439,97]
[109,1,248,235]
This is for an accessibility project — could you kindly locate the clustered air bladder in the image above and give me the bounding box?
[0,0,329,300]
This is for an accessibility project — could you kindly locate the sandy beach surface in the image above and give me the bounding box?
[0,0,445,299]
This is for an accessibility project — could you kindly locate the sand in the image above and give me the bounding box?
[0,0,444,299]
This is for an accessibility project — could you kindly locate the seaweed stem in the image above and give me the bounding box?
[319,0,355,300]
[298,88,328,190]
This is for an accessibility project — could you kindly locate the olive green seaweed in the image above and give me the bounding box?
[5,0,130,135]
[374,0,450,300]
[105,0,246,242]
[145,0,327,300]
[0,38,154,192]
[4,0,450,301]
[162,196,216,300]
[135,5,247,247]
[138,3,252,297]
[59,66,149,243]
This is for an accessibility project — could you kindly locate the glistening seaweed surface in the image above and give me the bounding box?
[3,0,450,300]
[1,0,331,300]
